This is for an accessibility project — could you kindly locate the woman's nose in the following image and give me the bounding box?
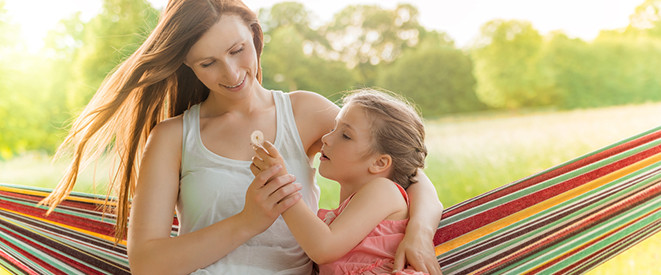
[219,61,241,86]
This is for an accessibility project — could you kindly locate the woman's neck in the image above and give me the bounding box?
[200,84,270,118]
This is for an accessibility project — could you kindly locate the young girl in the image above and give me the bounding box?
[251,89,432,274]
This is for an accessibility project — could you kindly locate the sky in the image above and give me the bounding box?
[4,0,645,51]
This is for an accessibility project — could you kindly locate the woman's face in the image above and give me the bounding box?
[185,14,258,96]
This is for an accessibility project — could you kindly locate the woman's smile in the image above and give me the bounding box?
[220,73,247,91]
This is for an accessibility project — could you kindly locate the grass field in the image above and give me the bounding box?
[2,102,661,273]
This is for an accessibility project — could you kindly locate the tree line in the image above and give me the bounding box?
[1,0,661,158]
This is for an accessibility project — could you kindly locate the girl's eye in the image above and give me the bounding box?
[201,60,215,68]
[342,133,351,140]
[230,47,244,55]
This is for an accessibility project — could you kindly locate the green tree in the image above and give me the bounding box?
[472,19,555,109]
[68,0,159,111]
[0,0,43,158]
[321,4,424,85]
[261,23,356,102]
[628,0,661,36]
[260,2,356,102]
[540,33,598,108]
[377,31,484,116]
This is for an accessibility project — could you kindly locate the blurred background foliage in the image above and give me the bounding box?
[2,0,661,158]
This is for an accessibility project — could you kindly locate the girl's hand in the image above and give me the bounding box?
[251,140,288,179]
[393,231,443,275]
[240,164,302,234]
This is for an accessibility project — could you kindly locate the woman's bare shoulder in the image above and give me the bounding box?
[288,91,339,154]
[289,90,339,115]
[146,115,183,150]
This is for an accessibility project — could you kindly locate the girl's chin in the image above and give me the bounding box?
[318,166,332,179]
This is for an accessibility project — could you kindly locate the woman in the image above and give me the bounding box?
[41,0,444,274]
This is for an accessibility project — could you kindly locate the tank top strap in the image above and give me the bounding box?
[271,90,305,151]
[394,182,410,207]
[180,104,201,173]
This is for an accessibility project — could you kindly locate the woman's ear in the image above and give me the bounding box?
[368,154,392,175]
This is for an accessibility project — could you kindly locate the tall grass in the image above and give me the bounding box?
[2,102,661,273]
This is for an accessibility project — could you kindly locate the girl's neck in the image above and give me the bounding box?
[337,174,384,202]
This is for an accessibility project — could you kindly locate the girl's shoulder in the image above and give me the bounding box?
[359,177,405,198]
[352,177,409,220]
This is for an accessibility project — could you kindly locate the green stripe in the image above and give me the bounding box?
[36,229,129,266]
[0,222,65,274]
[0,253,28,275]
[575,218,661,273]
[499,192,661,274]
[0,182,114,201]
[0,195,114,223]
[441,164,661,273]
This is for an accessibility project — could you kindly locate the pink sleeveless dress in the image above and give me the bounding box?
[316,182,427,275]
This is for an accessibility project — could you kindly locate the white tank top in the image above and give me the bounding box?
[177,90,319,274]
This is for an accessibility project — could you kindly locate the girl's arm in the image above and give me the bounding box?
[252,142,407,264]
[127,119,301,274]
[283,179,406,264]
[393,169,444,274]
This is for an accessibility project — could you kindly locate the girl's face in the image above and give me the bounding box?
[319,103,379,184]
[185,14,258,96]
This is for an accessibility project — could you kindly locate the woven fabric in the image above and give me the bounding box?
[1,126,661,274]
[434,126,661,274]
[0,184,178,274]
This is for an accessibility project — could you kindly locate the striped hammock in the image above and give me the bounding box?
[1,126,660,274]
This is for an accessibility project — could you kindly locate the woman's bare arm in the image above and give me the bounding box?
[393,169,444,274]
[127,118,301,274]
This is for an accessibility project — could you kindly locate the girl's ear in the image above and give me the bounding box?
[368,154,392,174]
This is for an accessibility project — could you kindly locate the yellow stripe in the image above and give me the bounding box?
[435,153,661,256]
[0,207,127,246]
[0,185,116,206]
[0,264,13,275]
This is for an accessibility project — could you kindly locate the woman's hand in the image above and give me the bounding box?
[393,169,444,275]
[393,229,443,274]
[240,164,302,234]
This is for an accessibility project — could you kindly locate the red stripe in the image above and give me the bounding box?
[435,145,661,245]
[555,217,661,274]
[473,179,661,274]
[0,230,63,275]
[442,129,661,219]
[0,200,116,237]
[0,191,102,211]
[1,223,101,274]
[528,208,660,274]
[0,248,38,275]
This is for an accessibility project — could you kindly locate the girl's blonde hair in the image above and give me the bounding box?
[343,89,427,189]
[41,0,264,241]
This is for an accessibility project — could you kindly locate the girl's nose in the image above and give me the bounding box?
[321,131,331,145]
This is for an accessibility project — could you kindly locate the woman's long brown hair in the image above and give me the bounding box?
[40,0,264,242]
